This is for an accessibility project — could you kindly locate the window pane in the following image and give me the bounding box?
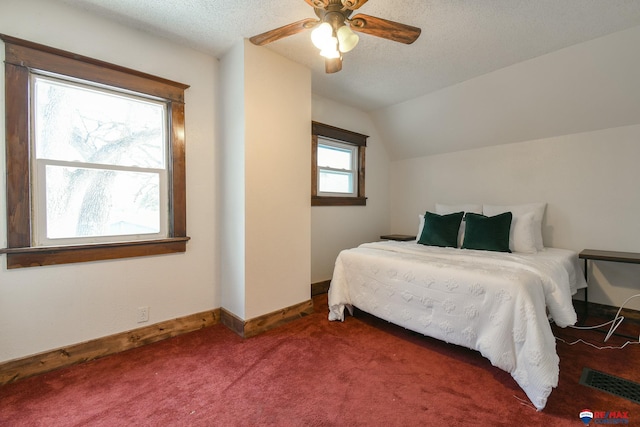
[34,76,165,168]
[45,165,161,239]
[319,169,354,194]
[318,143,352,170]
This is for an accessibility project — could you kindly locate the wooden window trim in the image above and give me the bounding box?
[0,34,190,268]
[311,121,367,207]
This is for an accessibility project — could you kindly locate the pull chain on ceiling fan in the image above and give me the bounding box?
[249,0,421,73]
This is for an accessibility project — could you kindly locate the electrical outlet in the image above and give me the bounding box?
[137,306,149,323]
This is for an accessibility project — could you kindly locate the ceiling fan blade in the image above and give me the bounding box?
[249,18,318,46]
[304,0,330,8]
[341,0,368,10]
[349,14,421,44]
[325,57,342,73]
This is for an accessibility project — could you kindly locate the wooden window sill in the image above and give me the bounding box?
[0,237,190,269]
[311,196,367,206]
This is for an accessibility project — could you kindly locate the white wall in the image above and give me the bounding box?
[390,127,640,310]
[220,40,311,320]
[387,23,640,312]
[311,95,391,283]
[219,40,247,319]
[0,0,218,362]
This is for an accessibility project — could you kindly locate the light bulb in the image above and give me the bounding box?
[311,22,333,49]
[319,36,340,58]
[337,25,359,53]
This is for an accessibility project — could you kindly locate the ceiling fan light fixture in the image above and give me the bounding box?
[249,1,421,74]
[337,25,359,53]
[311,22,333,49]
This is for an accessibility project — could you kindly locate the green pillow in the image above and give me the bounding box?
[417,211,464,248]
[462,212,512,252]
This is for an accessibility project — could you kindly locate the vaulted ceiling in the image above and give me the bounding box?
[57,0,640,158]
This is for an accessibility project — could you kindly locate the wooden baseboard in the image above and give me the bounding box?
[311,280,331,296]
[0,309,220,386]
[221,299,315,338]
[246,300,314,337]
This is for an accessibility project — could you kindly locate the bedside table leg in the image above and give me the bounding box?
[583,258,589,323]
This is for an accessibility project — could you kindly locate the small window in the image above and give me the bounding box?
[311,121,367,206]
[317,138,358,196]
[1,34,190,268]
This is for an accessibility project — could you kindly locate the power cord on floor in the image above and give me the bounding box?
[555,336,640,350]
[512,394,538,411]
[555,293,640,350]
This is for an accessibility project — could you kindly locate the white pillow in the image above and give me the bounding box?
[482,203,546,252]
[435,203,482,247]
[509,211,537,253]
[417,214,425,239]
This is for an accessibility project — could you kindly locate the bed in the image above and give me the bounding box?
[327,205,586,411]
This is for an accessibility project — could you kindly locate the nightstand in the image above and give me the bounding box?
[380,234,416,241]
[578,249,640,319]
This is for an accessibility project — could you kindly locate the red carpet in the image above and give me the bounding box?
[1,295,639,426]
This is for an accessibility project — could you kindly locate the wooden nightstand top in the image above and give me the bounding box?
[579,249,640,264]
[380,234,417,241]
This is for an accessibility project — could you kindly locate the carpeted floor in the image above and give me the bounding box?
[1,294,639,426]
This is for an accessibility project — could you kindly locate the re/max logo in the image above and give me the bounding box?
[593,412,629,419]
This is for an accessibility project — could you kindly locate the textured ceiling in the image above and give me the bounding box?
[56,0,640,113]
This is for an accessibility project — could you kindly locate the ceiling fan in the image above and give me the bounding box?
[249,0,421,73]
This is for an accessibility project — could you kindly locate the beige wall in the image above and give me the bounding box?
[1,0,313,362]
[220,40,311,320]
[311,95,391,283]
[390,129,640,309]
[0,0,218,362]
[244,42,311,319]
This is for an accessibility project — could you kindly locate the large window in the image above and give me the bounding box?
[32,74,169,246]
[1,35,190,268]
[311,121,367,206]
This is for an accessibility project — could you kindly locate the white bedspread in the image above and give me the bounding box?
[328,241,586,410]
